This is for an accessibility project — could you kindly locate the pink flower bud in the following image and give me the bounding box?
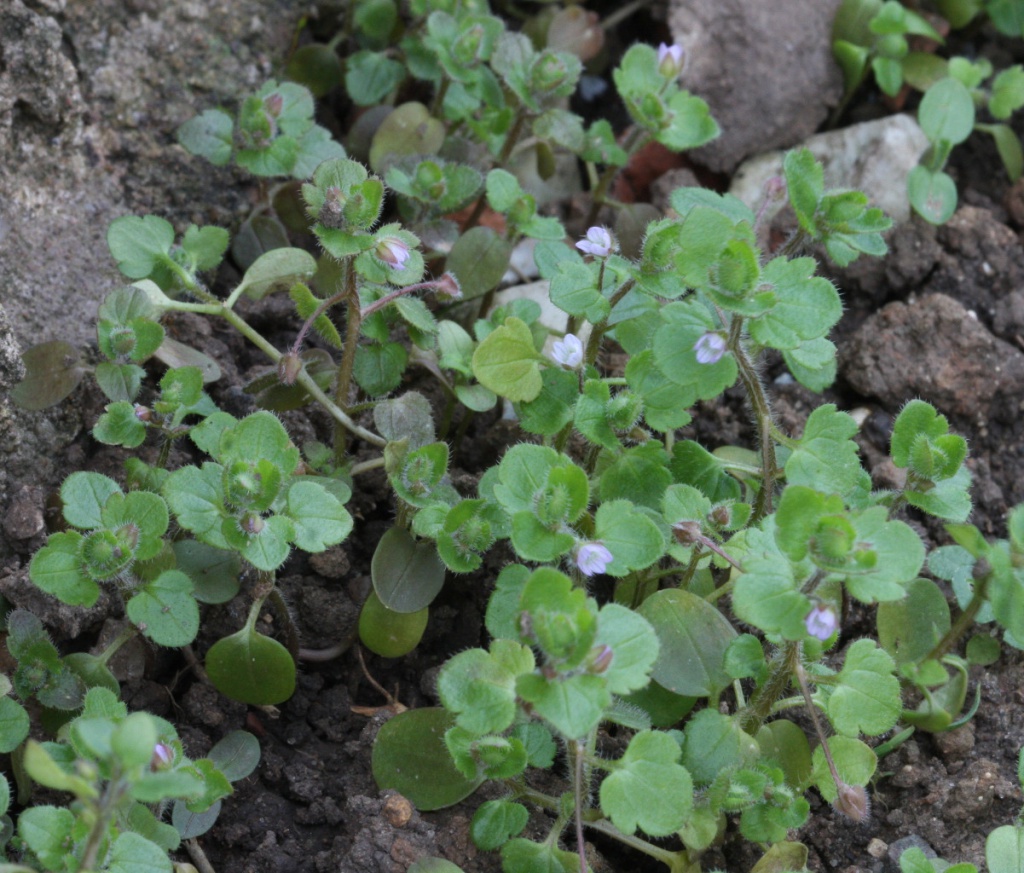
[576,542,613,576]
[435,272,462,300]
[833,783,870,822]
[672,520,702,545]
[150,743,174,771]
[575,226,613,257]
[278,352,302,386]
[657,43,686,78]
[376,236,411,270]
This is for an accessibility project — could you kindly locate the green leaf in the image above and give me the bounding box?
[987,825,1024,873]
[29,532,99,607]
[810,736,876,802]
[345,50,406,106]
[359,590,429,657]
[11,340,87,410]
[909,165,958,224]
[372,708,483,810]
[177,108,233,165]
[238,247,318,301]
[438,641,533,736]
[446,227,511,300]
[593,603,660,695]
[827,639,901,736]
[61,471,121,530]
[600,731,693,836]
[681,708,759,785]
[501,838,578,873]
[471,317,542,402]
[372,526,446,612]
[782,337,838,392]
[181,224,229,272]
[549,262,610,323]
[0,697,29,753]
[637,589,736,696]
[784,405,869,501]
[369,102,445,173]
[107,831,173,873]
[877,577,951,664]
[126,570,200,647]
[651,301,737,400]
[108,215,175,279]
[471,800,529,851]
[163,463,226,547]
[94,402,147,447]
[516,672,609,739]
[732,552,810,640]
[353,341,407,396]
[918,77,975,145]
[206,624,296,705]
[18,806,76,871]
[749,257,842,349]
[286,480,353,552]
[594,500,665,575]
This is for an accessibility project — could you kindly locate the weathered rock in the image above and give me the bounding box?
[669,0,844,173]
[731,114,929,225]
[842,293,1024,423]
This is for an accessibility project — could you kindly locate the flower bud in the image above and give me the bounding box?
[376,236,411,270]
[150,742,174,771]
[657,43,686,78]
[587,644,614,674]
[672,520,702,545]
[833,783,870,823]
[435,272,462,301]
[134,404,152,422]
[263,92,284,117]
[709,504,732,528]
[241,513,265,535]
[278,352,302,386]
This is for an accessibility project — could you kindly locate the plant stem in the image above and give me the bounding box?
[462,108,528,234]
[351,457,386,476]
[185,838,217,873]
[926,565,990,661]
[334,262,362,462]
[728,316,778,524]
[573,740,588,873]
[584,127,650,227]
[583,279,635,367]
[266,585,300,660]
[738,640,799,734]
[79,776,129,870]
[161,298,386,447]
[97,623,138,666]
[795,655,845,789]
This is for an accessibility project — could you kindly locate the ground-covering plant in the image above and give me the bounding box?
[833,0,1024,223]
[7,1,1024,872]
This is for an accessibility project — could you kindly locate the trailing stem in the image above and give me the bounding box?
[738,640,799,734]
[728,317,778,524]
[333,262,362,462]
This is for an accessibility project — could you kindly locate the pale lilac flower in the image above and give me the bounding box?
[657,43,686,78]
[150,743,174,771]
[376,236,411,269]
[576,542,613,576]
[805,604,838,641]
[575,226,613,258]
[551,333,584,369]
[693,332,727,364]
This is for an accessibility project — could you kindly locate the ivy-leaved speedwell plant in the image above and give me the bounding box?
[8,2,1024,872]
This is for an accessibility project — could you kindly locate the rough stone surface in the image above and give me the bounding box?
[0,0,296,349]
[669,0,844,173]
[842,293,1024,423]
[731,114,929,225]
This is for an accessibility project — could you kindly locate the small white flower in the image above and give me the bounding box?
[576,542,613,576]
[657,43,685,77]
[575,226,613,258]
[150,743,174,771]
[804,604,838,641]
[693,332,727,364]
[551,333,584,369]
[376,236,411,269]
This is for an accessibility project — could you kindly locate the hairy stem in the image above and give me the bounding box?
[926,563,991,661]
[738,640,799,734]
[333,263,362,462]
[729,317,778,524]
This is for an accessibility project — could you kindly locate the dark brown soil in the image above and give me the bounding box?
[3,2,1024,872]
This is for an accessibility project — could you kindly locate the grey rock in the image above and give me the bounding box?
[670,0,844,173]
